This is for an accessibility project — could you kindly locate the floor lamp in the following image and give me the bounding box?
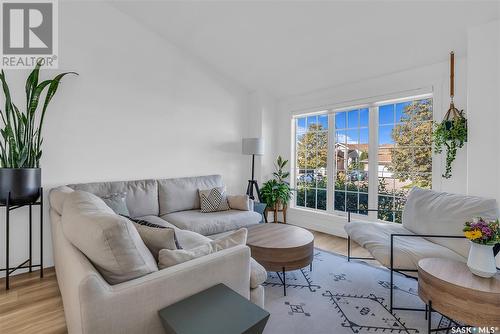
[242,138,264,202]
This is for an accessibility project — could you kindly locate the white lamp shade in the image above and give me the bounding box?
[242,138,264,155]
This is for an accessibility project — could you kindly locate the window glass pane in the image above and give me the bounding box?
[306,189,316,208]
[413,121,432,146]
[346,129,358,145]
[333,108,368,215]
[359,193,368,214]
[317,173,327,189]
[317,189,327,210]
[359,175,369,193]
[335,171,346,190]
[395,102,411,123]
[346,192,358,212]
[318,115,328,130]
[317,131,328,168]
[415,99,433,121]
[335,112,346,129]
[360,108,369,127]
[379,104,394,125]
[296,169,305,188]
[334,191,345,211]
[359,128,369,145]
[347,109,359,128]
[307,115,318,129]
[378,125,394,145]
[378,195,394,222]
[296,134,306,169]
[297,117,306,133]
[305,170,315,187]
[377,98,433,223]
[296,187,305,207]
[346,175,357,191]
[335,147,346,171]
[294,113,328,211]
[336,130,347,144]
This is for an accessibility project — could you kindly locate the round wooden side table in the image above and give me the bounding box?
[246,224,314,296]
[417,258,500,333]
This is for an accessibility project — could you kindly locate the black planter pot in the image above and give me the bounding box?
[0,168,41,205]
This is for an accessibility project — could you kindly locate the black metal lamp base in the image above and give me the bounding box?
[0,188,44,290]
[246,179,261,202]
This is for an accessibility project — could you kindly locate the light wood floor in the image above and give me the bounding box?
[0,230,371,334]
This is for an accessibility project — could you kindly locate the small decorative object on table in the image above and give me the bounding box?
[260,156,293,224]
[463,217,500,278]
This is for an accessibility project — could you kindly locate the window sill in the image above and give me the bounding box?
[284,206,374,238]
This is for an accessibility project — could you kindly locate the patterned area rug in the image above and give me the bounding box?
[263,249,454,334]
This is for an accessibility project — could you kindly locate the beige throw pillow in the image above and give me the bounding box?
[227,195,251,211]
[133,223,178,261]
[158,228,247,269]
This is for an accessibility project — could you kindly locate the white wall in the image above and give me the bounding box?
[466,20,500,200]
[0,2,251,276]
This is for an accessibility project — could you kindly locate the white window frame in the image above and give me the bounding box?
[291,92,433,222]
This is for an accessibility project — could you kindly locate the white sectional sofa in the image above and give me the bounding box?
[49,175,265,334]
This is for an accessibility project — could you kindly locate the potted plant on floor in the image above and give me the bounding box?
[0,63,77,204]
[260,156,293,223]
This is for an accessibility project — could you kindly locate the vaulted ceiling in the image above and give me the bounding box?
[113,1,500,99]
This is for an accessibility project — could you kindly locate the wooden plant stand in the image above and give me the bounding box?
[265,204,287,224]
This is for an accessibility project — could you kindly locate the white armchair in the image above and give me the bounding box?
[345,187,499,312]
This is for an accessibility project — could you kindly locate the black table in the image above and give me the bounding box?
[158,284,269,334]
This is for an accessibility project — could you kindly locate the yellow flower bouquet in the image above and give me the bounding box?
[463,217,500,245]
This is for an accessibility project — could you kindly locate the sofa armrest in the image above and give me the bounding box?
[78,245,251,334]
[389,233,466,271]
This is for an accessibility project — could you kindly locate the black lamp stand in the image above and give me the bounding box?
[246,154,262,202]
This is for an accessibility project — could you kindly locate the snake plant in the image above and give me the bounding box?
[0,63,77,168]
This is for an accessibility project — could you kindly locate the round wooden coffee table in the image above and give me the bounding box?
[418,258,500,332]
[246,224,314,296]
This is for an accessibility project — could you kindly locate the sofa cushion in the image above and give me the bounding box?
[67,179,159,218]
[227,195,252,211]
[132,223,179,261]
[101,192,130,216]
[161,209,261,236]
[403,187,499,258]
[49,186,74,215]
[158,228,247,269]
[158,175,223,215]
[175,229,212,250]
[61,191,158,285]
[345,221,466,271]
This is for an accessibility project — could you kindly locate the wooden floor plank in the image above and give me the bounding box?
[0,229,372,334]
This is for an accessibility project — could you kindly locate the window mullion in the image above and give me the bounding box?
[326,112,335,213]
[368,105,379,220]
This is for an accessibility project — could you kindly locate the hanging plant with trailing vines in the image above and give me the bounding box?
[433,116,467,178]
[433,51,468,179]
